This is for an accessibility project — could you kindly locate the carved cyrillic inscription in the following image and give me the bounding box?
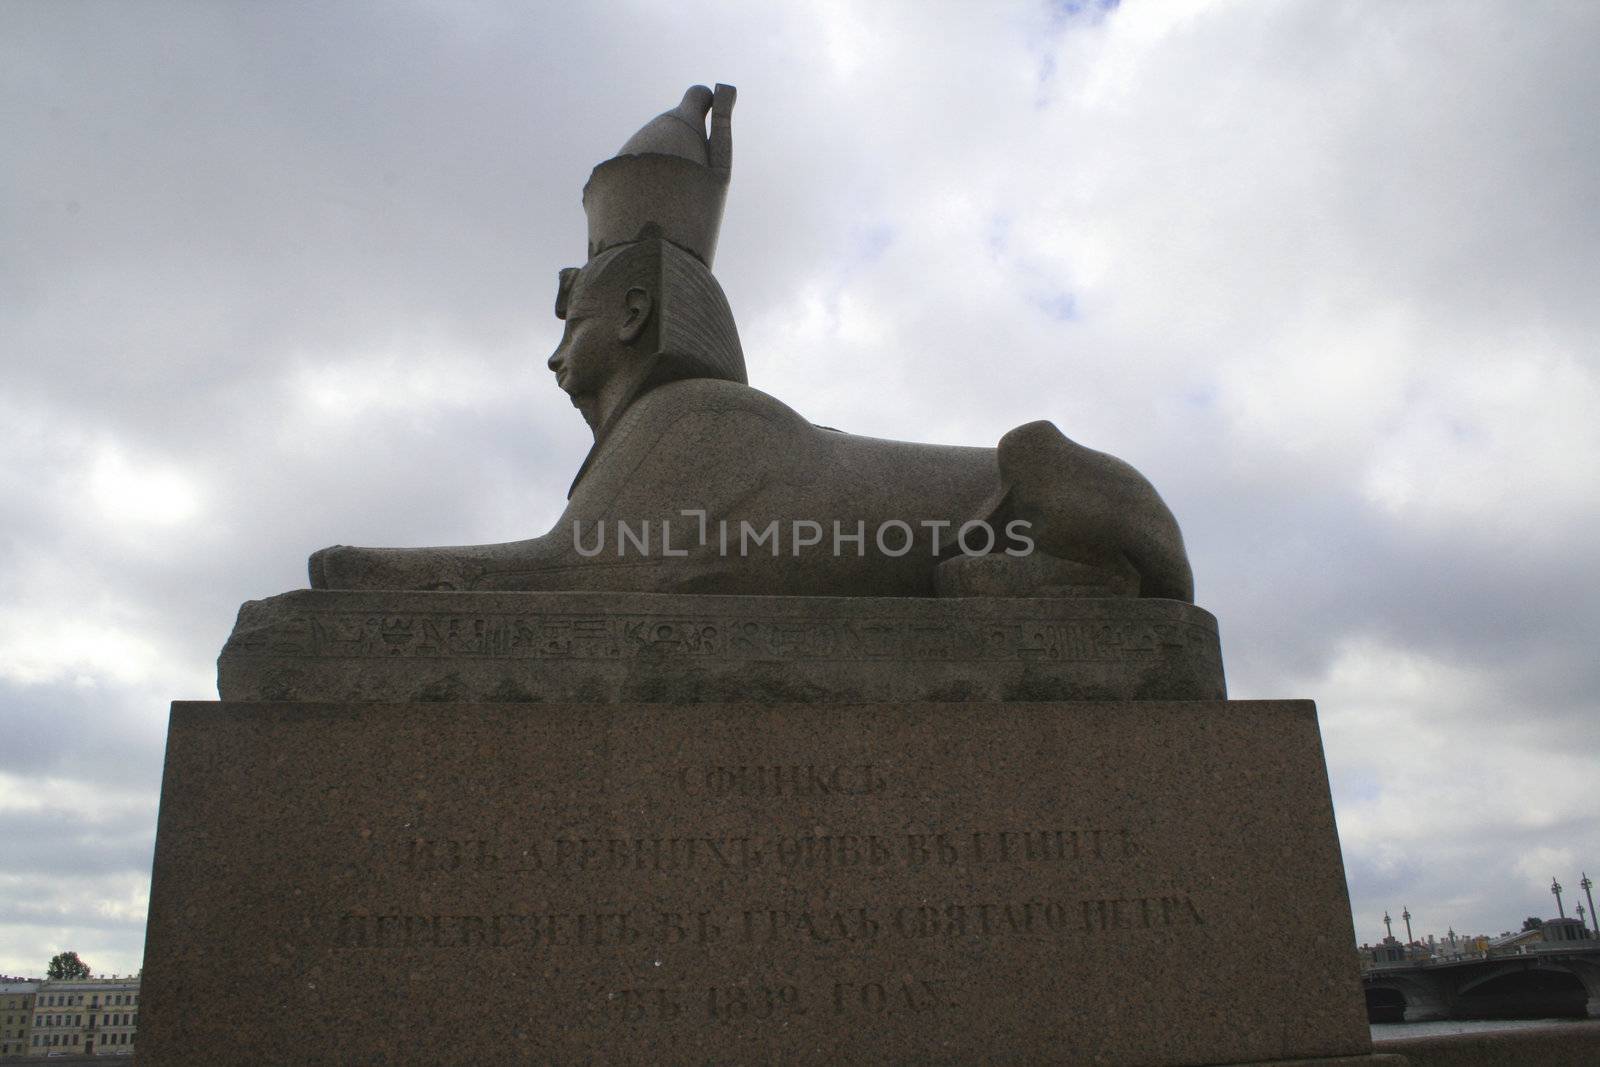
[332,895,1204,951]
[595,977,962,1025]
[676,764,887,797]
[398,828,1135,874]
[288,710,1228,1047]
[335,911,640,949]
[1080,895,1205,931]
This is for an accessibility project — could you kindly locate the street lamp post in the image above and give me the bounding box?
[1551,877,1566,918]
[1583,873,1597,937]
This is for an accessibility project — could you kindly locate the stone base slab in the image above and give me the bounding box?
[1231,1057,1409,1067]
[1374,1020,1600,1067]
[1241,1055,1408,1062]
[218,589,1226,704]
[142,698,1367,1065]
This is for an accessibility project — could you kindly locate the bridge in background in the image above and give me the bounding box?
[1363,942,1600,1022]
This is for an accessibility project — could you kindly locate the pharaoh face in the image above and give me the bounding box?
[548,269,631,403]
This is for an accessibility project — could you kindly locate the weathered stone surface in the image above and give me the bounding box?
[934,550,1140,598]
[141,697,1368,1066]
[1375,1021,1600,1066]
[218,589,1225,704]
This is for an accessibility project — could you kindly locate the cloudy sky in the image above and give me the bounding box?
[4,0,1599,977]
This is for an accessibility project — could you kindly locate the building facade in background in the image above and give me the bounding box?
[0,975,140,1058]
[0,982,37,1058]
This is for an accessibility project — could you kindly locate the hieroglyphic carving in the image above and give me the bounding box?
[226,608,1216,665]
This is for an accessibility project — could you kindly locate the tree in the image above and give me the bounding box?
[1521,916,1544,931]
[46,951,90,980]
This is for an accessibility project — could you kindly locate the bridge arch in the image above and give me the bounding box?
[1453,959,1597,1019]
[1364,985,1406,1023]
[1362,974,1449,1022]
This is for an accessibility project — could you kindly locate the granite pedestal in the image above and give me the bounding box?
[140,594,1384,1065]
[217,590,1226,705]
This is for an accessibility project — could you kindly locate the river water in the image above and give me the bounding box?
[1371,1017,1589,1040]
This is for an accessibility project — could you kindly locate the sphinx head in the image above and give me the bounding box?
[548,237,745,432]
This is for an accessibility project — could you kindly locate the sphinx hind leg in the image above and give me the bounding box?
[995,420,1194,602]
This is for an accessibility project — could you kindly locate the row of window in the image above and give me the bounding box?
[30,1032,137,1047]
[32,991,138,1007]
[31,1011,136,1027]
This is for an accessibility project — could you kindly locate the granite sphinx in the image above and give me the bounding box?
[309,85,1194,602]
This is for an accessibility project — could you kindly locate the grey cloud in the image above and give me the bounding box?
[0,681,165,788]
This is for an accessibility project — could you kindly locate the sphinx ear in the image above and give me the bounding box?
[554,267,579,319]
[619,286,653,344]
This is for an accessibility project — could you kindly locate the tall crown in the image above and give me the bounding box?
[582,84,735,267]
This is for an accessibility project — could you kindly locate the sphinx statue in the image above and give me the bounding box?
[310,85,1194,602]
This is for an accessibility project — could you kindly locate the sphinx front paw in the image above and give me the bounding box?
[308,544,474,591]
[308,545,351,589]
